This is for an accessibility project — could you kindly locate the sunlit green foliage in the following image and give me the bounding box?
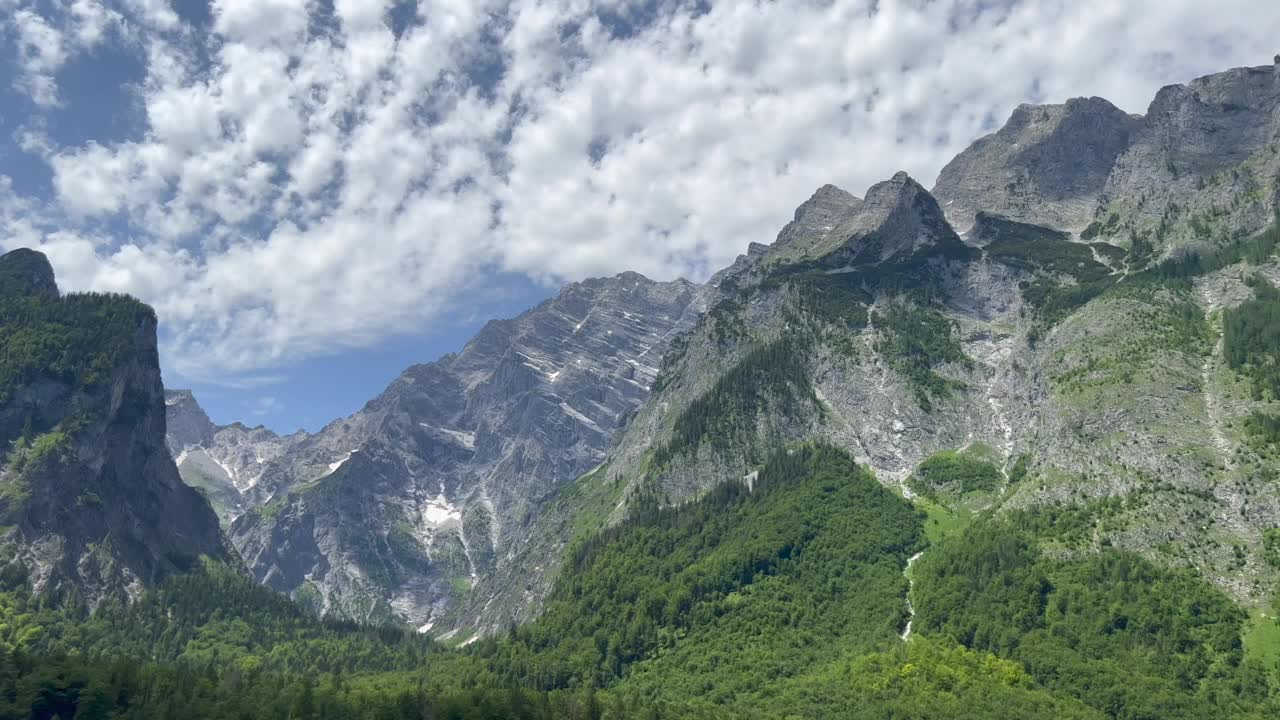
[909,448,1004,503]
[1244,411,1280,451]
[1224,276,1280,401]
[914,522,1266,719]
[0,289,154,409]
[873,303,972,410]
[652,339,815,466]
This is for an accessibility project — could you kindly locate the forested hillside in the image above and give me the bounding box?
[6,58,1280,720]
[5,445,1280,719]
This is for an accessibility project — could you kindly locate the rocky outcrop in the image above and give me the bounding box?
[806,171,968,265]
[933,97,1141,234]
[219,272,711,629]
[0,249,230,606]
[163,58,1280,634]
[1093,61,1280,251]
[165,390,305,523]
[935,62,1280,255]
[599,140,1280,614]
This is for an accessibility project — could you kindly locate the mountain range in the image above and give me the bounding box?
[2,57,1280,719]
[162,57,1280,637]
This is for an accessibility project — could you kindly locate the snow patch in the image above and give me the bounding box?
[424,494,462,526]
[417,622,434,634]
[325,449,359,474]
[211,455,238,484]
[426,424,476,450]
[559,402,602,432]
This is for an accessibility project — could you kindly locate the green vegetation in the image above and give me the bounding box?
[913,492,973,545]
[908,448,1004,505]
[1224,276,1280,401]
[786,270,871,331]
[983,215,1118,343]
[652,339,815,466]
[1048,282,1210,399]
[1244,609,1280,684]
[1081,212,1121,242]
[1244,411,1280,451]
[1264,528,1280,569]
[499,445,923,702]
[914,522,1270,719]
[873,303,972,411]
[5,429,69,477]
[0,288,154,410]
[5,445,1280,718]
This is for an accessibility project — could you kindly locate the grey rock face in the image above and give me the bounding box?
[603,167,1280,609]
[219,272,710,629]
[165,390,305,523]
[774,184,865,253]
[807,171,966,264]
[716,172,959,287]
[1094,62,1280,250]
[933,97,1141,234]
[165,390,216,452]
[159,58,1280,633]
[936,62,1280,254]
[0,250,230,606]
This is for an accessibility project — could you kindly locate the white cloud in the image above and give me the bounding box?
[10,8,69,106]
[249,395,281,416]
[211,0,310,48]
[6,1,123,106]
[2,0,1280,385]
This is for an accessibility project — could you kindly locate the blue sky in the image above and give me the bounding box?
[1,0,1278,432]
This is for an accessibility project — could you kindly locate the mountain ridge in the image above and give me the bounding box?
[159,58,1280,638]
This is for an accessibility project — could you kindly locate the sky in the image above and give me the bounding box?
[1,0,1278,432]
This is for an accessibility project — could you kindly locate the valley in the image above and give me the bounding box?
[2,57,1280,719]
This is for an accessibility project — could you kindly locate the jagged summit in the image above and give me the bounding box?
[937,59,1280,252]
[933,96,1141,234]
[164,389,302,523]
[215,269,712,629]
[165,389,217,453]
[804,171,963,266]
[717,173,961,284]
[772,183,864,254]
[0,248,58,298]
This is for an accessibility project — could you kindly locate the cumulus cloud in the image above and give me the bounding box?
[6,1,121,106]
[1,0,1279,384]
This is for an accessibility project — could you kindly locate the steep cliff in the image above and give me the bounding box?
[0,249,230,606]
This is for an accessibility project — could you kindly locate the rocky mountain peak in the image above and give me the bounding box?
[165,389,216,454]
[164,390,301,523]
[1139,62,1280,175]
[211,269,712,629]
[0,248,58,298]
[772,183,864,253]
[933,95,1140,233]
[1090,61,1280,250]
[807,171,961,266]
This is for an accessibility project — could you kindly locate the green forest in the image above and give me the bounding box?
[4,445,1280,719]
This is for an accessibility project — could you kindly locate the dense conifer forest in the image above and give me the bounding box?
[4,445,1280,719]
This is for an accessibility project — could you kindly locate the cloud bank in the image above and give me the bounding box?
[2,0,1278,383]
